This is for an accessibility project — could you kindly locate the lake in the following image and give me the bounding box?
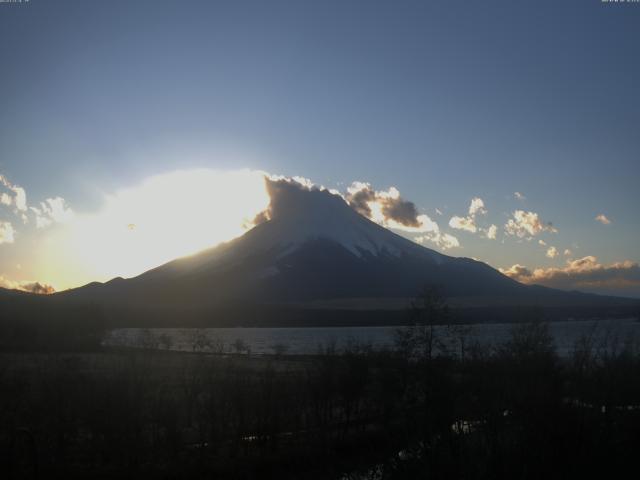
[104,318,640,357]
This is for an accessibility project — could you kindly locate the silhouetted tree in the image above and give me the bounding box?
[395,285,450,361]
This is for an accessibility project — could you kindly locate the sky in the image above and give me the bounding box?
[0,0,639,297]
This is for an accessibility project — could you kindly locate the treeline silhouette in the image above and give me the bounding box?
[0,295,105,351]
[1,290,640,478]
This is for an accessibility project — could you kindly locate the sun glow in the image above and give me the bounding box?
[46,169,270,288]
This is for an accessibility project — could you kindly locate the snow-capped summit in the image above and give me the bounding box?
[230,178,443,260]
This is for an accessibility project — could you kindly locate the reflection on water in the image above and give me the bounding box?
[104,318,640,358]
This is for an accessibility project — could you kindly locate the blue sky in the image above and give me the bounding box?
[0,0,639,296]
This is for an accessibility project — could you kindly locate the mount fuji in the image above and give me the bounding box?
[56,178,637,326]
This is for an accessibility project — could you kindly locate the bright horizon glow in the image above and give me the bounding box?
[41,169,270,289]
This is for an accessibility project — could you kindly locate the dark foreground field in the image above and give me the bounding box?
[2,320,640,480]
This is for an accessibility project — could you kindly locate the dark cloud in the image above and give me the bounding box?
[380,198,421,228]
[345,183,422,228]
[259,177,347,223]
[346,186,376,218]
[252,210,271,226]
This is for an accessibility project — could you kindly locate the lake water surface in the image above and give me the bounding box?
[104,318,640,357]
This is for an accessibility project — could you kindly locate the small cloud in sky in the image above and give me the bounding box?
[468,197,487,216]
[0,221,15,245]
[564,248,572,257]
[449,197,487,234]
[0,174,27,212]
[504,210,557,239]
[449,215,477,233]
[538,239,547,246]
[595,213,611,225]
[485,224,498,240]
[546,246,558,259]
[514,191,525,201]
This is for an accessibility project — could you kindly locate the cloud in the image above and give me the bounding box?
[0,174,27,212]
[448,197,487,234]
[0,275,55,294]
[20,282,56,294]
[500,263,533,279]
[514,191,526,201]
[564,248,572,257]
[500,256,640,296]
[485,224,498,240]
[538,239,547,246]
[415,231,460,250]
[0,221,15,244]
[262,176,324,221]
[595,214,611,225]
[250,210,271,226]
[468,197,487,216]
[30,197,74,229]
[546,246,558,258]
[345,181,440,233]
[345,182,377,218]
[379,188,423,227]
[504,210,557,239]
[1,172,73,233]
[449,215,477,233]
[14,187,27,211]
